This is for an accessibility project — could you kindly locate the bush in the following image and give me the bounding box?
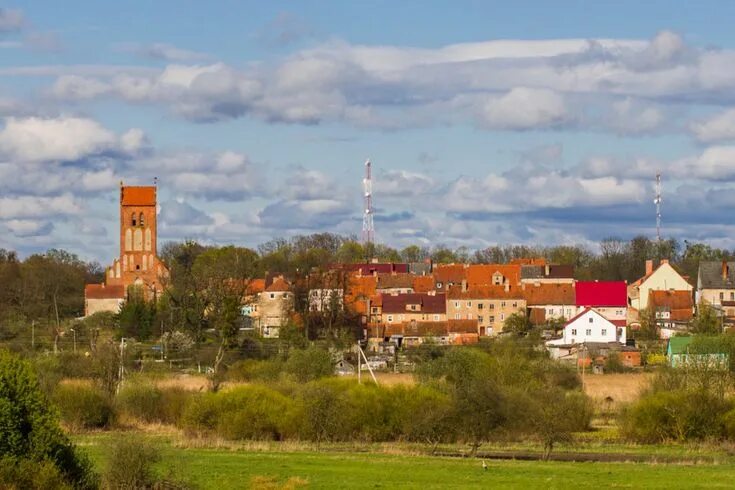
[604,353,629,373]
[620,389,731,442]
[285,346,334,383]
[53,382,115,430]
[181,385,294,440]
[0,350,98,488]
[103,435,160,489]
[226,358,284,382]
[116,382,191,425]
[0,456,72,490]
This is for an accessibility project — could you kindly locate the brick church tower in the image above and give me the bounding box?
[84,183,168,315]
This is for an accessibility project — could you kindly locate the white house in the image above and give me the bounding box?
[547,307,626,347]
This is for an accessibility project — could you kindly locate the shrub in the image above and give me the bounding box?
[53,382,115,430]
[393,385,454,447]
[621,389,731,443]
[227,359,284,382]
[285,347,334,383]
[0,350,98,489]
[116,381,191,425]
[103,435,160,489]
[0,456,72,490]
[603,353,629,373]
[181,385,294,440]
[295,381,349,445]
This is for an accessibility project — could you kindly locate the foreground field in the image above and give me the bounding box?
[78,434,735,489]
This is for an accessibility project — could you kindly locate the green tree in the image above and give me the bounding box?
[0,350,97,488]
[503,311,532,336]
[691,302,722,335]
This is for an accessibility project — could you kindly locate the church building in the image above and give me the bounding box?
[84,183,168,316]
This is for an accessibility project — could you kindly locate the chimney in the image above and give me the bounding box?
[645,260,653,275]
[723,260,729,281]
[461,279,467,293]
[545,264,550,276]
[660,259,669,265]
[504,282,510,293]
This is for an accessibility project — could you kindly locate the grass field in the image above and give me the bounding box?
[78,434,735,489]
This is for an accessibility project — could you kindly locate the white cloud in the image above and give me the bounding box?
[691,108,735,143]
[478,88,570,130]
[4,219,53,237]
[117,42,209,62]
[0,194,82,219]
[0,116,144,162]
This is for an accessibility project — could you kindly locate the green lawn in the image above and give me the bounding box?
[77,434,735,489]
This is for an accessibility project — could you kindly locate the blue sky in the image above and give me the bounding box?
[2,1,735,263]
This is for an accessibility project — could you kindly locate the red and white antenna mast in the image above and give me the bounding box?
[362,158,374,246]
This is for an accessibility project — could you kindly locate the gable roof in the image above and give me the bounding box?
[376,273,414,290]
[265,276,290,292]
[433,264,466,284]
[564,307,617,329]
[466,264,521,287]
[381,292,446,314]
[699,261,735,290]
[575,281,627,307]
[649,290,693,321]
[412,275,435,293]
[121,186,156,206]
[85,284,125,300]
[522,283,575,305]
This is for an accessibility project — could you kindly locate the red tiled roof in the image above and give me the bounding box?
[649,290,693,322]
[376,273,414,290]
[522,283,575,305]
[466,264,521,287]
[381,292,446,314]
[121,186,156,206]
[341,263,409,275]
[575,281,627,307]
[368,319,477,337]
[265,277,290,292]
[85,284,125,300]
[412,275,435,293]
[433,264,466,283]
[246,279,265,295]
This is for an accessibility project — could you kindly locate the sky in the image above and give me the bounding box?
[3,1,735,263]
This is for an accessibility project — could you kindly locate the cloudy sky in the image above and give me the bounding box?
[3,1,735,263]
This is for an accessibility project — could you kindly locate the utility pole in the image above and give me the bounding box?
[70,328,76,353]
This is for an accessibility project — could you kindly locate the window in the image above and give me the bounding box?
[467,301,472,307]
[131,212,137,226]
[454,301,460,308]
[500,313,505,321]
[269,293,275,299]
[489,316,495,323]
[571,329,577,335]
[455,313,460,320]
[410,305,417,311]
[601,329,607,336]
[721,292,725,301]
[488,304,495,310]
[512,302,517,308]
[501,301,506,307]
[436,282,443,289]
[478,315,484,323]
[586,329,592,335]
[588,317,594,323]
[467,313,473,320]
[731,292,735,301]
[433,314,439,321]
[478,303,484,310]
[139,212,145,226]
[387,315,393,323]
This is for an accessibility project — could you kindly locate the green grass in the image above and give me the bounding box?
[77,433,735,489]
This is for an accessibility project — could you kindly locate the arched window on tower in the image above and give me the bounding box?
[139,212,145,226]
[131,212,137,226]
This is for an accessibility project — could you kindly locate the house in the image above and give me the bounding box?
[340,262,409,275]
[628,259,692,323]
[367,319,478,350]
[84,284,125,316]
[667,336,728,369]
[308,288,344,312]
[648,290,693,338]
[432,264,466,290]
[697,260,735,310]
[344,274,378,322]
[575,281,627,326]
[465,264,522,288]
[445,284,526,336]
[258,276,293,338]
[547,307,627,347]
[241,279,265,326]
[380,292,446,325]
[522,283,576,326]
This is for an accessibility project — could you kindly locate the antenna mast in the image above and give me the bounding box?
[362,159,374,247]
[654,173,662,243]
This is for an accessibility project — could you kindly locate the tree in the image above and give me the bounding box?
[503,311,532,336]
[691,302,721,335]
[0,351,97,488]
[526,388,592,460]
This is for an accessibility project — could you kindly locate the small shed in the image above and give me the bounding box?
[667,336,729,369]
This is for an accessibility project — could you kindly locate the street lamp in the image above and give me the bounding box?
[69,328,77,353]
